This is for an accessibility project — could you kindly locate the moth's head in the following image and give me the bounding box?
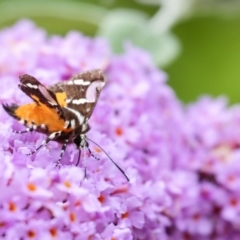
[73,134,88,149]
[73,135,81,148]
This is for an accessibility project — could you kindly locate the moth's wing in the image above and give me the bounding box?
[2,104,19,119]
[19,74,64,119]
[49,69,105,120]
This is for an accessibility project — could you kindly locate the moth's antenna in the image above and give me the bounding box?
[86,138,130,181]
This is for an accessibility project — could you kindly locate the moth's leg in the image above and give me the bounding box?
[75,148,81,166]
[74,146,86,179]
[13,128,32,134]
[14,122,38,134]
[78,142,101,180]
[81,139,99,180]
[55,139,69,167]
[85,141,100,161]
[27,131,62,155]
[73,135,88,179]
[83,147,87,179]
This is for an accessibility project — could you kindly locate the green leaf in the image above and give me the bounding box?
[0,0,107,35]
[98,9,181,67]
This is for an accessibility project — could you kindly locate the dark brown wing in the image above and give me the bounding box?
[49,69,105,120]
[19,74,64,119]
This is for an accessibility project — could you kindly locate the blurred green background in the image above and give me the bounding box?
[168,15,240,105]
[1,0,240,104]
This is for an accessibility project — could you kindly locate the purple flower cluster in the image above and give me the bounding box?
[0,20,240,239]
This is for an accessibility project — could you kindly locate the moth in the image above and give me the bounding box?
[3,69,129,181]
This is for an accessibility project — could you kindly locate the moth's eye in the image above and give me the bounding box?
[73,135,81,147]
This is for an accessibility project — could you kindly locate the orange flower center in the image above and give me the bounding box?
[8,202,16,212]
[27,183,37,191]
[64,181,71,188]
[115,127,123,136]
[49,228,57,237]
[121,211,129,219]
[98,194,105,203]
[27,230,35,238]
[69,212,76,222]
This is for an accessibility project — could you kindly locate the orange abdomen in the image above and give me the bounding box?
[15,103,71,133]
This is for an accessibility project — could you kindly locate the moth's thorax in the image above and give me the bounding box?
[73,122,90,136]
